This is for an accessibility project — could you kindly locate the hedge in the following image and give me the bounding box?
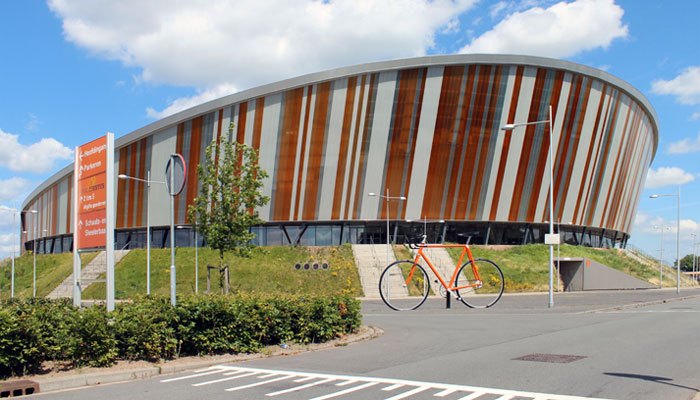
[0,294,361,378]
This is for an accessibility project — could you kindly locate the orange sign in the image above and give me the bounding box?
[76,136,108,249]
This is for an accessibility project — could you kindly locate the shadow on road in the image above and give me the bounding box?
[604,372,698,392]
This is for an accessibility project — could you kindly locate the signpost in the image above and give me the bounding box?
[165,153,186,306]
[73,133,115,310]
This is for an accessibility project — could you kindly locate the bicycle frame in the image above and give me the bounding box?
[407,243,483,293]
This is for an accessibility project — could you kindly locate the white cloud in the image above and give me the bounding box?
[667,132,700,154]
[0,178,33,204]
[651,66,700,105]
[460,0,628,58]
[147,84,238,119]
[49,0,477,94]
[0,129,73,174]
[645,167,694,189]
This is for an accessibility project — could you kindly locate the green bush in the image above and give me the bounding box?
[111,296,178,361]
[0,294,361,378]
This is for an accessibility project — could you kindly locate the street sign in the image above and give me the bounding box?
[75,136,108,249]
[165,153,186,196]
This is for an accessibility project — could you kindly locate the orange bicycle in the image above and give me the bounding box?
[379,234,504,311]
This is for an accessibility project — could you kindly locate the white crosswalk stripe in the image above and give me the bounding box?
[161,365,614,400]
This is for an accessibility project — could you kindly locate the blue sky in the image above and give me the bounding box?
[1,0,699,263]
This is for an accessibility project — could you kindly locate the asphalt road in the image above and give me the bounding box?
[36,288,700,400]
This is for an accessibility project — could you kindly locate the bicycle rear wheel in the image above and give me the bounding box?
[379,261,430,311]
[454,258,504,308]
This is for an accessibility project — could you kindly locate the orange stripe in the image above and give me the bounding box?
[533,70,565,222]
[294,85,312,220]
[447,65,476,219]
[116,147,128,228]
[352,73,378,220]
[174,123,185,224]
[555,77,592,223]
[135,139,147,227]
[572,83,607,224]
[252,98,265,151]
[273,88,304,220]
[303,82,332,220]
[509,68,548,221]
[459,65,492,220]
[400,68,427,219]
[383,69,420,219]
[345,75,367,219]
[490,66,524,221]
[52,186,58,236]
[422,66,464,219]
[469,65,504,219]
[66,175,72,233]
[185,117,203,223]
[332,77,357,220]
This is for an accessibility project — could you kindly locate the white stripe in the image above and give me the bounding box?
[160,368,224,382]
[192,371,258,386]
[294,376,317,382]
[458,392,486,400]
[384,385,430,400]
[382,383,404,391]
[266,378,335,396]
[225,375,293,392]
[336,379,357,386]
[434,388,458,397]
[308,382,379,400]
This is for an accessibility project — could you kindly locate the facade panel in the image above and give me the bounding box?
[21,55,658,251]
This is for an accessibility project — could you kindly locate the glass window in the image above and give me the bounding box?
[265,226,285,246]
[316,226,332,246]
[299,226,316,246]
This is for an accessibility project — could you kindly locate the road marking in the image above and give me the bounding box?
[308,382,379,400]
[161,365,614,399]
[266,378,335,396]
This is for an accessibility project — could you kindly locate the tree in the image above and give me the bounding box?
[187,123,269,273]
[678,254,696,272]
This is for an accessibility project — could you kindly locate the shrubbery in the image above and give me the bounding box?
[0,294,361,378]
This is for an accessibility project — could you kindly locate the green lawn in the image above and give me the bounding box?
[81,244,363,299]
[0,252,97,299]
[444,244,691,292]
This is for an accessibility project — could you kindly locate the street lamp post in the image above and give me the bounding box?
[368,190,406,268]
[653,225,670,288]
[118,171,165,295]
[502,105,557,308]
[0,206,37,297]
[650,185,681,293]
[691,233,697,287]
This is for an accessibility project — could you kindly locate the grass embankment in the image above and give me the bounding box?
[0,252,97,299]
[82,244,363,299]
[444,244,692,293]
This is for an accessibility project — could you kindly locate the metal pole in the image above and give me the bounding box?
[548,105,555,308]
[170,156,177,306]
[386,188,390,269]
[33,225,36,297]
[11,210,15,298]
[676,185,681,293]
[195,228,198,294]
[146,170,151,295]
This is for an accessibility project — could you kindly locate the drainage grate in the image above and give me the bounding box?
[513,353,586,363]
[0,380,39,397]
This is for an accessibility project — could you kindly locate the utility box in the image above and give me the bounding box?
[556,257,655,291]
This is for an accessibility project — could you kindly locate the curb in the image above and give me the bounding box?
[29,325,383,394]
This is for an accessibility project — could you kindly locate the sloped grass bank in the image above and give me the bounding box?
[445,244,690,292]
[82,245,362,299]
[0,252,97,299]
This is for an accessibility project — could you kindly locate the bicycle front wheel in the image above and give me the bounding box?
[454,258,504,308]
[379,261,430,311]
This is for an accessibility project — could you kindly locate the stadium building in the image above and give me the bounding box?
[21,54,658,253]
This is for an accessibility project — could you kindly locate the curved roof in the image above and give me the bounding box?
[24,54,659,208]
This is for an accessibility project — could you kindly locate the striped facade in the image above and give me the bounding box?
[21,55,658,252]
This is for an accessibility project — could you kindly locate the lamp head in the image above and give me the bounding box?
[501,124,517,131]
[118,174,128,179]
[399,196,407,200]
[650,194,660,198]
[368,192,377,197]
